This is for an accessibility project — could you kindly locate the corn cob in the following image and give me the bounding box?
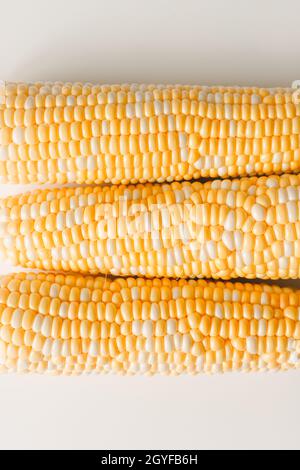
[0,81,299,185]
[0,272,299,375]
[1,173,300,280]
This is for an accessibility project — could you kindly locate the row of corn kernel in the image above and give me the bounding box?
[0,81,295,100]
[1,118,300,143]
[0,135,298,160]
[0,305,299,341]
[1,100,299,123]
[0,151,299,185]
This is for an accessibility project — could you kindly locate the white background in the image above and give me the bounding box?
[0,0,300,450]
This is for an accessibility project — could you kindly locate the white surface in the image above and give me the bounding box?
[0,0,300,450]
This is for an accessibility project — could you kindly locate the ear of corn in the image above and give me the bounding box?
[1,173,300,280]
[0,272,299,375]
[0,81,299,185]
